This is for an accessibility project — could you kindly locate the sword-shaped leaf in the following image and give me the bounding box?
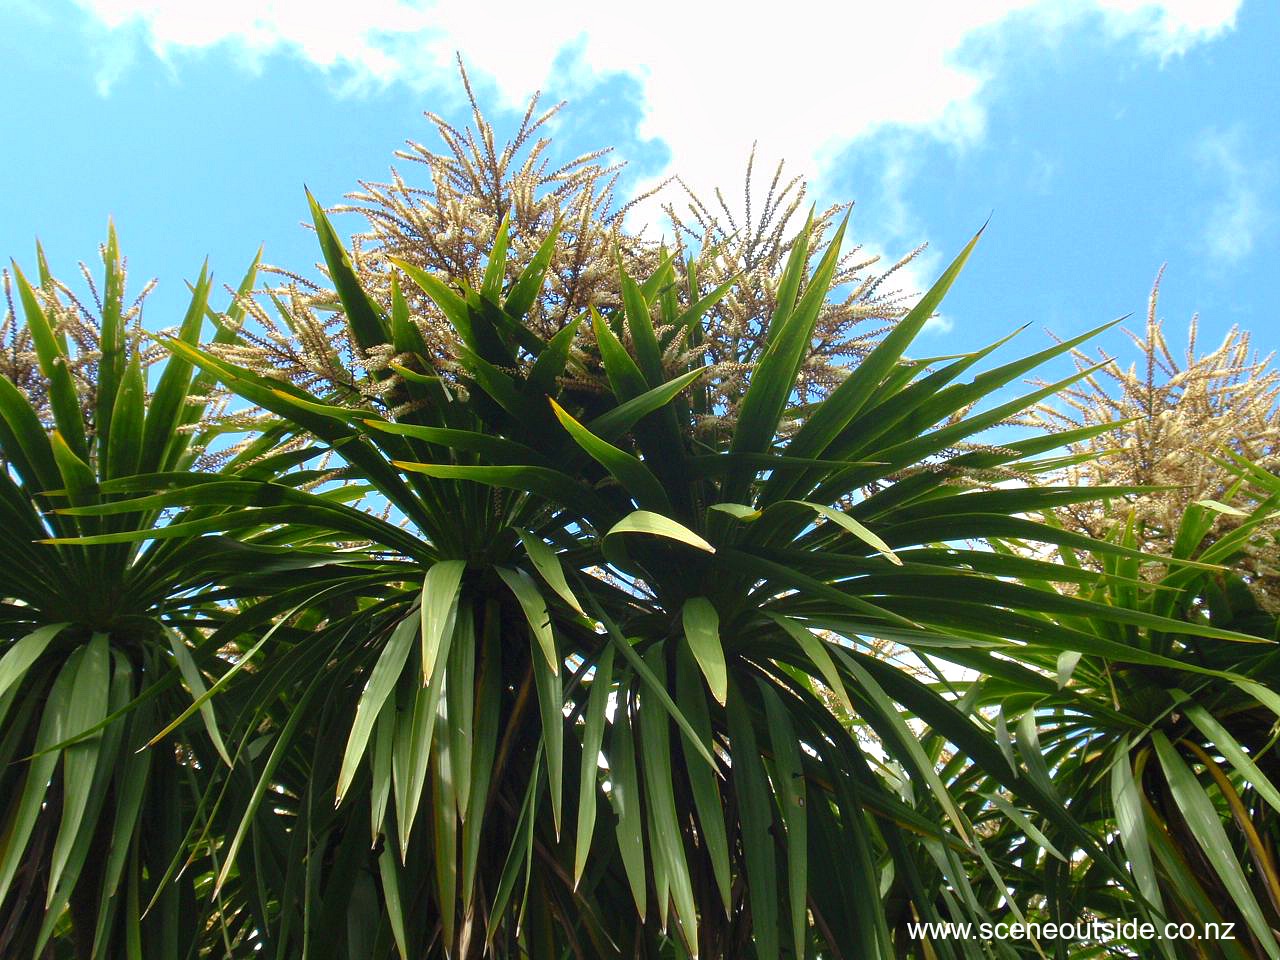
[497,566,558,674]
[48,633,110,902]
[608,703,647,918]
[336,612,418,804]
[0,623,65,701]
[1153,732,1280,959]
[573,646,614,887]
[681,597,727,705]
[421,560,466,683]
[606,510,714,553]
[167,630,231,767]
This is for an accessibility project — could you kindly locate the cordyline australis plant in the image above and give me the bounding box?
[959,477,1280,960]
[33,180,1271,960]
[222,61,919,441]
[1025,266,1280,603]
[0,229,328,957]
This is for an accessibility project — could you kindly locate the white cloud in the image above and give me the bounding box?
[1195,127,1269,266]
[72,1,1241,161]
[1092,0,1241,58]
[923,314,956,336]
[68,0,1242,314]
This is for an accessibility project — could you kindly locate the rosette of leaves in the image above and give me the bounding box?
[246,66,918,441]
[98,196,722,959]
[0,231,324,958]
[92,188,1277,960]
[946,465,1280,960]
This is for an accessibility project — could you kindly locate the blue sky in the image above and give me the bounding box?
[3,0,1276,385]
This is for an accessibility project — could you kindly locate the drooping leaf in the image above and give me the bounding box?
[726,686,779,958]
[497,565,558,674]
[336,612,419,804]
[1153,731,1280,959]
[681,597,727,705]
[48,633,110,902]
[760,681,808,960]
[606,510,715,553]
[530,621,565,836]
[673,645,731,914]
[0,622,66,701]
[168,630,231,766]
[517,528,585,616]
[608,702,647,918]
[638,645,698,952]
[421,560,466,683]
[574,646,614,887]
[0,648,81,906]
[1110,739,1162,913]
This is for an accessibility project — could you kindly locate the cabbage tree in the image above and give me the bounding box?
[79,194,1272,959]
[0,232,313,958]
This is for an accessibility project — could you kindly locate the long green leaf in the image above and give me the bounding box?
[370,698,396,842]
[0,623,66,701]
[760,681,808,960]
[447,609,476,818]
[93,700,151,955]
[0,648,80,905]
[431,736,458,946]
[0,369,60,490]
[727,213,848,495]
[639,645,698,951]
[726,686,779,958]
[681,597,727,705]
[421,560,466,683]
[591,306,648,401]
[673,646,732,914]
[168,630,231,766]
[140,264,211,472]
[48,633,110,902]
[95,224,125,462]
[1183,701,1280,816]
[391,461,610,524]
[587,366,707,441]
[308,189,389,352]
[779,224,983,473]
[596,619,716,770]
[463,609,502,907]
[608,703,647,918]
[767,613,854,715]
[503,223,560,320]
[378,847,410,960]
[394,647,450,859]
[105,352,145,480]
[1109,739,1162,913]
[531,626,564,837]
[481,213,511,301]
[574,646,614,887]
[786,499,902,565]
[518,528,585,616]
[835,649,969,842]
[496,566,558,674]
[37,647,128,953]
[606,510,715,553]
[551,398,670,511]
[13,264,88,459]
[487,745,541,940]
[1153,731,1280,959]
[336,612,418,804]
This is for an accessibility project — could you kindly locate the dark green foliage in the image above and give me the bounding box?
[2,204,1276,959]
